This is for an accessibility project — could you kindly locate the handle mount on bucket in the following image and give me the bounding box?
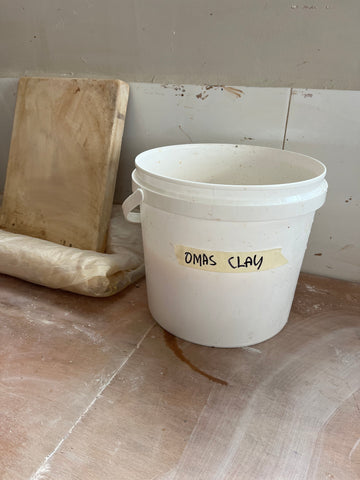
[122,188,144,223]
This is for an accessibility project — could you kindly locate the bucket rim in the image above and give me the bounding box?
[134,143,327,191]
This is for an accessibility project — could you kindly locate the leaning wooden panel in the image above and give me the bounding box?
[0,77,129,252]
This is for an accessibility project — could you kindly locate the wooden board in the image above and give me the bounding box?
[0,77,129,252]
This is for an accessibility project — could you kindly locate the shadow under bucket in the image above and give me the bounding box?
[123,144,328,347]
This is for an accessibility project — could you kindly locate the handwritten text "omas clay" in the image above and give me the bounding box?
[184,252,264,271]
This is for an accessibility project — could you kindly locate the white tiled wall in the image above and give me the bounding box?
[285,89,360,282]
[0,79,17,193]
[0,79,358,282]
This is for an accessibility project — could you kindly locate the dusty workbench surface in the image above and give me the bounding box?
[0,272,359,480]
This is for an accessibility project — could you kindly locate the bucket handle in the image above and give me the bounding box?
[122,188,144,223]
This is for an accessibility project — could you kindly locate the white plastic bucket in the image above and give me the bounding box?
[122,144,327,347]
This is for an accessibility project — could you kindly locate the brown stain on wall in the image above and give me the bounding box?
[161,84,186,97]
[162,84,244,101]
[195,85,244,100]
[223,86,244,98]
[163,330,228,386]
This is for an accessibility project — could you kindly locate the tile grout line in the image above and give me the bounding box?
[136,321,156,349]
[29,322,156,480]
[282,87,293,150]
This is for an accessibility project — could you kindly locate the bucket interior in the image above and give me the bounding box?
[135,144,326,186]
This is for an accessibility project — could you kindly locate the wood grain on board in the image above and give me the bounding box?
[0,273,359,479]
[0,77,129,252]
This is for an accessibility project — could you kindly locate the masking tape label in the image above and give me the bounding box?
[174,245,288,273]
